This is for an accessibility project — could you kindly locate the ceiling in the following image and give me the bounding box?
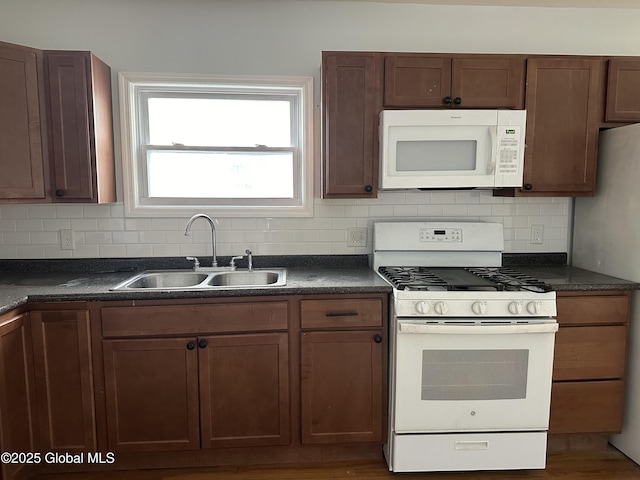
[318,0,640,7]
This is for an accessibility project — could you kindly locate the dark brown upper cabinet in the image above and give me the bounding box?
[0,41,115,204]
[605,58,640,123]
[322,52,382,199]
[519,57,602,196]
[383,54,525,109]
[0,41,48,201]
[45,51,116,203]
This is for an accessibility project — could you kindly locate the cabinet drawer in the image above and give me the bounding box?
[300,299,383,329]
[549,380,624,434]
[101,301,289,337]
[556,293,630,326]
[553,325,627,381]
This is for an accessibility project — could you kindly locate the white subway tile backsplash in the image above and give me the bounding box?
[0,193,571,259]
[1,206,29,218]
[57,205,84,218]
[98,218,125,231]
[98,244,126,257]
[71,219,98,231]
[16,219,44,231]
[43,219,71,231]
[3,232,30,245]
[27,205,57,219]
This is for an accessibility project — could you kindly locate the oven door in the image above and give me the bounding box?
[393,320,558,434]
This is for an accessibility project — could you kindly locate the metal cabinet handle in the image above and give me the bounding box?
[55,189,64,197]
[364,185,373,193]
[443,96,453,105]
[373,334,383,343]
[186,342,196,350]
[453,97,462,105]
[524,183,533,191]
[325,311,359,317]
[198,339,208,349]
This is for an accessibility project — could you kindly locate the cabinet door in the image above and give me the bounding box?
[30,309,95,452]
[199,333,289,448]
[606,59,640,122]
[550,380,624,434]
[521,57,602,195]
[301,330,383,444]
[0,313,37,480]
[45,51,115,203]
[103,338,200,452]
[0,41,47,200]
[451,57,525,109]
[553,325,627,381]
[384,55,451,107]
[322,52,380,198]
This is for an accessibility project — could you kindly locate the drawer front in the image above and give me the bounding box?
[549,380,624,434]
[301,298,383,329]
[101,301,289,337]
[556,293,630,326]
[553,325,627,381]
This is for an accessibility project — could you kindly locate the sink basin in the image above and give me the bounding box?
[208,271,282,287]
[110,268,286,291]
[122,271,209,289]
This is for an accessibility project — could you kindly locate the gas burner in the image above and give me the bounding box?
[377,266,552,293]
[465,267,553,293]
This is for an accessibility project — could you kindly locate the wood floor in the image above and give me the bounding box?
[32,447,640,480]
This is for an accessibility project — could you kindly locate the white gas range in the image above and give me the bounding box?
[373,221,558,473]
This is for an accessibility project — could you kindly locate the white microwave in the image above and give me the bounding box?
[379,109,526,190]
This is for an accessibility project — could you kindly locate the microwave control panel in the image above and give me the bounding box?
[496,125,523,175]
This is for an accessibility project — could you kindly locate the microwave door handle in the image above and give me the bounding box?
[488,127,497,175]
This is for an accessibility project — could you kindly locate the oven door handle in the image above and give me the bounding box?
[398,321,558,335]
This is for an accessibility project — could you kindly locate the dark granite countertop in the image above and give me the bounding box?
[0,255,637,316]
[0,264,392,316]
[510,265,639,292]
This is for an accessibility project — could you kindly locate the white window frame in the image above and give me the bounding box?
[118,72,314,217]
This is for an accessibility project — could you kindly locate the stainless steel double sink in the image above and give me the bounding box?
[110,268,287,291]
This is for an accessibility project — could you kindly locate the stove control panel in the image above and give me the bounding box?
[419,228,462,242]
[400,294,557,318]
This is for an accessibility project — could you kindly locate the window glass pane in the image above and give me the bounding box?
[146,150,294,198]
[147,98,292,147]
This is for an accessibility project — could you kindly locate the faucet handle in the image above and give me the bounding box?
[186,256,200,270]
[245,249,253,271]
[230,255,243,269]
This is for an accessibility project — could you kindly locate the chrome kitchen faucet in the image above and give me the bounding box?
[184,213,218,268]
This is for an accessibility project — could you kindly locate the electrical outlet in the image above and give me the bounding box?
[60,229,75,250]
[530,225,544,244]
[347,227,367,247]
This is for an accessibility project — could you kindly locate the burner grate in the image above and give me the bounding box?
[378,266,552,292]
[465,267,553,293]
[377,267,452,291]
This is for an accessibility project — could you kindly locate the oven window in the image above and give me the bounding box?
[396,140,477,171]
[421,349,528,401]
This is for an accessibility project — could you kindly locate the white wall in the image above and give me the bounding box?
[1,0,638,259]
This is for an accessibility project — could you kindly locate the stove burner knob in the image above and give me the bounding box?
[434,301,448,315]
[508,301,523,314]
[415,301,430,314]
[527,301,542,315]
[471,301,487,315]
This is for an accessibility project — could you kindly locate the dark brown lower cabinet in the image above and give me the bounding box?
[103,337,200,452]
[301,331,384,444]
[30,308,95,452]
[199,333,289,448]
[549,291,631,435]
[0,312,37,480]
[102,332,289,452]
